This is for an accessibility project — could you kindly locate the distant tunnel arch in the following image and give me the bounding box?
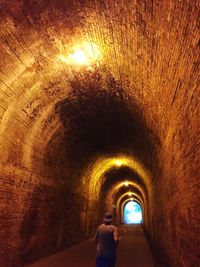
[116,192,144,225]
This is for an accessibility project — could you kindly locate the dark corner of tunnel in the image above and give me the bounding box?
[143,225,172,267]
[18,183,84,266]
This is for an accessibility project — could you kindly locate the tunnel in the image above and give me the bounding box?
[0,1,199,267]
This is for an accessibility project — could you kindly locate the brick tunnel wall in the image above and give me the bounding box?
[150,86,200,267]
[0,1,199,267]
[0,163,100,267]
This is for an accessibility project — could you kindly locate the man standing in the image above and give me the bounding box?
[94,212,120,267]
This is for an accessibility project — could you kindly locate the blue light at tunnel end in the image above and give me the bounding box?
[124,201,143,224]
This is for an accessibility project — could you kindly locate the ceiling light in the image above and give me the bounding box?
[124,181,129,187]
[58,42,102,66]
[115,160,123,167]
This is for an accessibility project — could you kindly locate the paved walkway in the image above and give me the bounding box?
[28,225,155,267]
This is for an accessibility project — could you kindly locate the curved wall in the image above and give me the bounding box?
[0,1,199,267]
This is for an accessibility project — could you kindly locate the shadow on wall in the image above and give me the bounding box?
[51,69,160,176]
[18,184,85,266]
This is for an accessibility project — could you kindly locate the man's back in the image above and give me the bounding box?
[95,223,118,258]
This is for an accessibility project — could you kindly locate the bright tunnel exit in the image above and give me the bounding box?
[124,201,143,224]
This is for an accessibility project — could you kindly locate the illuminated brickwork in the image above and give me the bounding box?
[0,1,199,266]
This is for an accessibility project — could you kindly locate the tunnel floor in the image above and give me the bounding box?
[28,225,155,267]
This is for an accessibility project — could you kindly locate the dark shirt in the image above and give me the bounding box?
[95,223,119,258]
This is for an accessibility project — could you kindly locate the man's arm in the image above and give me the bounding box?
[113,226,121,246]
[94,228,99,244]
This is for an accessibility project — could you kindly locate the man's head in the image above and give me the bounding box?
[103,212,113,224]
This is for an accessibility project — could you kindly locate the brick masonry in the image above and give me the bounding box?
[0,1,199,267]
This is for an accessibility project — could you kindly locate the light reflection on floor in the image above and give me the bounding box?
[124,201,143,224]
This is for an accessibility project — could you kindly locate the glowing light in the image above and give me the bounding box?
[115,160,123,167]
[128,192,132,196]
[124,181,129,187]
[124,201,143,224]
[58,42,102,66]
[72,50,88,65]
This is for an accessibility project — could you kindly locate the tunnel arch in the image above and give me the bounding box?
[0,64,156,266]
[0,1,199,267]
[105,180,147,209]
[84,155,152,201]
[116,192,144,224]
[80,154,153,228]
[117,192,144,208]
[79,153,154,231]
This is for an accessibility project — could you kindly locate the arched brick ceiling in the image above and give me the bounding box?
[102,179,146,215]
[0,1,199,266]
[112,185,145,205]
[1,0,198,179]
[121,197,143,207]
[1,0,198,227]
[100,166,148,200]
